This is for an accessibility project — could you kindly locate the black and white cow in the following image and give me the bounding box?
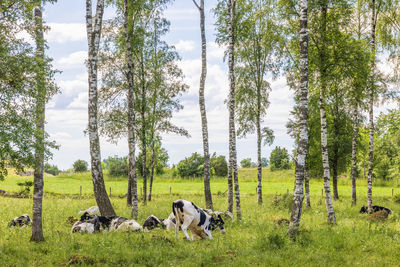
[71,212,142,233]
[172,199,225,240]
[78,206,99,216]
[8,214,32,227]
[360,205,392,214]
[143,215,165,231]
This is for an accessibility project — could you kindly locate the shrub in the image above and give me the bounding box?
[44,163,60,176]
[73,160,88,173]
[107,156,128,177]
[176,153,204,178]
[240,158,252,168]
[136,145,169,177]
[17,180,33,196]
[270,146,291,171]
[210,154,228,176]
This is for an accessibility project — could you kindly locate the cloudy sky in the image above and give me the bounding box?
[39,0,394,170]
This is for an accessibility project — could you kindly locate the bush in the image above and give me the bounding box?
[270,146,291,171]
[210,154,228,176]
[44,163,60,176]
[107,156,128,177]
[17,180,33,196]
[136,145,169,177]
[176,152,228,178]
[73,160,88,173]
[176,153,204,178]
[240,158,252,168]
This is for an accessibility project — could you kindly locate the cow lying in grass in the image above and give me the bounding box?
[71,212,142,233]
[143,215,166,231]
[360,205,392,214]
[172,199,226,240]
[8,214,32,227]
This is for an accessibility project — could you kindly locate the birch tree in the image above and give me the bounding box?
[228,0,241,220]
[193,0,213,210]
[123,0,138,218]
[288,0,309,239]
[31,3,46,242]
[234,0,279,205]
[86,0,115,216]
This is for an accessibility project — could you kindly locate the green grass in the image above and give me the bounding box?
[0,168,399,266]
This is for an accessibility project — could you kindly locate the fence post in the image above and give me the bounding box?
[80,186,82,197]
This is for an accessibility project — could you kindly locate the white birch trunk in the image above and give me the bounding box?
[123,0,138,218]
[193,0,213,210]
[288,0,309,239]
[367,0,376,214]
[86,0,115,216]
[351,105,358,206]
[31,4,45,242]
[227,0,241,220]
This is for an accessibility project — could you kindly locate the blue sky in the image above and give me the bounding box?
[39,0,297,169]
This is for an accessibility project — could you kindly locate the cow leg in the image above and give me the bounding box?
[205,230,213,240]
[175,218,180,239]
[180,216,194,241]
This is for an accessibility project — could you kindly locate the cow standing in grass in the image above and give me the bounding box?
[172,199,225,240]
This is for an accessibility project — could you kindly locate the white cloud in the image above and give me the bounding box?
[57,51,87,69]
[46,23,86,43]
[174,40,196,52]
[58,79,87,97]
[68,92,88,109]
[164,8,197,21]
[208,42,226,60]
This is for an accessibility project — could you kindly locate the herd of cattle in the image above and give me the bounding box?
[7,201,392,241]
[7,199,233,241]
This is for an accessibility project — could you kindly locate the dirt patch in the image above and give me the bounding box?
[68,254,95,265]
[368,210,389,221]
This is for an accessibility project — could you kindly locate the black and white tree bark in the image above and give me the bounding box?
[193,0,213,210]
[304,162,311,207]
[319,1,336,224]
[351,105,358,206]
[123,0,138,218]
[227,0,241,220]
[288,0,309,239]
[367,0,376,214]
[31,4,45,242]
[86,0,115,216]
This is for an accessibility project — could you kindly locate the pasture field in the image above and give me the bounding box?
[0,169,400,266]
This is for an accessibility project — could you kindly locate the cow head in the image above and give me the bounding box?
[359,206,368,213]
[210,214,226,234]
[80,212,95,221]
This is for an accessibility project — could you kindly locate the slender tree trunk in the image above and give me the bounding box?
[123,0,138,218]
[305,162,311,208]
[256,100,262,205]
[288,0,309,239]
[319,2,335,224]
[86,0,115,216]
[367,0,376,214]
[148,137,155,201]
[141,54,147,205]
[351,105,358,206]
[227,0,241,220]
[31,4,45,242]
[332,145,339,200]
[226,0,234,215]
[194,0,213,210]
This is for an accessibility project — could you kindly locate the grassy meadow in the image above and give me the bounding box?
[0,168,400,266]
